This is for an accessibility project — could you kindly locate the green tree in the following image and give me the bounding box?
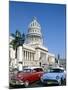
[10,30,25,58]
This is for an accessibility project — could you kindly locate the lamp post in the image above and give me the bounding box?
[57,54,60,66]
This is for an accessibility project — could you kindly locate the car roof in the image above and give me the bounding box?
[52,67,64,70]
[23,66,42,70]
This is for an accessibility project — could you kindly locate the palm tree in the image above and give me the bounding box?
[10,30,25,58]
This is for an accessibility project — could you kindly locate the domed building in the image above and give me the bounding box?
[9,17,55,71]
[26,17,43,45]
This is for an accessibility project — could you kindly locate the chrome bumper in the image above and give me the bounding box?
[10,80,24,85]
[41,79,59,84]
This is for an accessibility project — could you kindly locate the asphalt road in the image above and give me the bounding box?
[9,80,66,89]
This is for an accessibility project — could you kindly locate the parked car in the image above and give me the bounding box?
[40,67,66,85]
[10,67,44,87]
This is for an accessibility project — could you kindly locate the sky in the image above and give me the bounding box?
[9,1,66,59]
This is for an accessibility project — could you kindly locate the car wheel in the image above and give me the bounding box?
[59,79,62,85]
[24,81,29,87]
[61,78,64,85]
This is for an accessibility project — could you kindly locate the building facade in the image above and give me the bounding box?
[9,17,55,70]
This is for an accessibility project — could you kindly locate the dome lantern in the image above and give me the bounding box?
[28,17,41,29]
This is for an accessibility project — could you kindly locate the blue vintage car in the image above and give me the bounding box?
[40,67,66,85]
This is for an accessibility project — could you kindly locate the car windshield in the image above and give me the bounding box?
[23,69,31,72]
[33,68,43,72]
[49,69,64,73]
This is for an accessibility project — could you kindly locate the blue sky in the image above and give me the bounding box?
[9,1,66,59]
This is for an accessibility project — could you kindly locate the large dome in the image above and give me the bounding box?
[28,17,41,36]
[26,17,43,45]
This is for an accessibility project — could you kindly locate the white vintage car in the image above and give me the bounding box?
[40,67,66,85]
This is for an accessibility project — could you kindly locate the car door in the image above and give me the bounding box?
[31,69,39,82]
[33,68,44,81]
[56,69,65,80]
[29,69,37,83]
[22,69,33,83]
[25,69,37,83]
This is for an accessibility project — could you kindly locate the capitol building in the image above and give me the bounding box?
[9,17,55,71]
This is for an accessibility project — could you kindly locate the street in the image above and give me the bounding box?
[9,80,66,89]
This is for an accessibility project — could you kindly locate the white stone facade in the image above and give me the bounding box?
[9,17,55,70]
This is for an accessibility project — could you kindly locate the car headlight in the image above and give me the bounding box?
[56,76,59,80]
[41,77,43,82]
[18,74,22,77]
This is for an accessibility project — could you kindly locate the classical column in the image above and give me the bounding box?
[30,52,31,61]
[28,52,29,60]
[33,53,34,61]
[9,45,15,59]
[24,50,26,61]
[29,52,30,61]
[31,53,33,61]
[45,53,49,65]
[30,53,32,61]
[17,46,23,71]
[26,51,27,60]
[27,51,28,60]
[9,45,15,69]
[23,50,25,60]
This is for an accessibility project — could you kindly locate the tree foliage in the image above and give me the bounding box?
[10,30,25,50]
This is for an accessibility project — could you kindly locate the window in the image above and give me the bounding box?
[31,23,32,26]
[35,21,36,25]
[33,22,34,26]
[23,69,31,72]
[33,30,34,32]
[34,68,43,72]
[35,30,36,32]
[50,69,64,73]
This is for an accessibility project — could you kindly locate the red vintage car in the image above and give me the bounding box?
[10,67,44,87]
